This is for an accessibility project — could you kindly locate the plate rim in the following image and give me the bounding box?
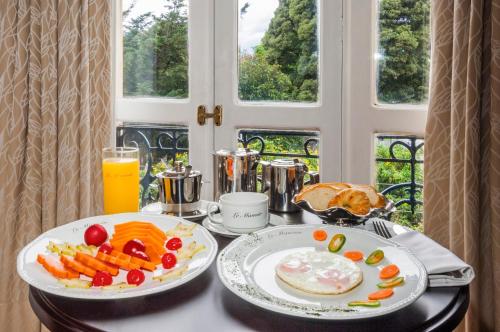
[216,224,428,320]
[17,212,218,300]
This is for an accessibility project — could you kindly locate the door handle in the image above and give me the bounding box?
[197,105,222,126]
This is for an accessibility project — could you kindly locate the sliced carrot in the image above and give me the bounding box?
[60,255,97,278]
[313,229,328,241]
[343,250,364,262]
[96,251,140,271]
[109,250,157,271]
[37,254,80,279]
[74,252,119,276]
[368,288,394,300]
[379,264,400,279]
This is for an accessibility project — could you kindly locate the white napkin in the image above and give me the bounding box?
[391,230,475,287]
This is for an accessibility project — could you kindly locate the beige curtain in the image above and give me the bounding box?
[424,0,500,331]
[0,0,110,330]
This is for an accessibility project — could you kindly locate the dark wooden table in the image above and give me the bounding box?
[29,211,469,332]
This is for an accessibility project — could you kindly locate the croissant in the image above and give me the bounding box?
[328,188,371,215]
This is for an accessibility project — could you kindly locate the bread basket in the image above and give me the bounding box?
[291,194,396,223]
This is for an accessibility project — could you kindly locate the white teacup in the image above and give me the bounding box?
[207,192,269,233]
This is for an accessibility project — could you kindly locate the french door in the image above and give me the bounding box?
[114,0,343,199]
[214,0,343,181]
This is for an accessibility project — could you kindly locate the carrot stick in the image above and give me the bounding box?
[343,250,364,262]
[368,288,394,300]
[379,264,400,279]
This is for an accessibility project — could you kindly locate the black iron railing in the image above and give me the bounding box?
[238,129,319,159]
[116,124,423,220]
[116,123,189,206]
[375,134,424,216]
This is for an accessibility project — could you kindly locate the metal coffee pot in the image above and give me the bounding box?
[156,161,202,213]
[213,148,260,201]
[261,159,319,212]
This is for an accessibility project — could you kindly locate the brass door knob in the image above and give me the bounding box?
[197,105,222,126]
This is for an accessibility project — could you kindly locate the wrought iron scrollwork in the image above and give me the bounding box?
[238,130,319,159]
[376,135,424,216]
[116,123,189,206]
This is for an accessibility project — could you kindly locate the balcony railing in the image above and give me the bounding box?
[116,122,189,206]
[375,134,424,228]
[116,124,423,227]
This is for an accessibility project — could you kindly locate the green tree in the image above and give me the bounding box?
[239,52,294,101]
[260,0,318,102]
[377,0,430,104]
[123,0,188,97]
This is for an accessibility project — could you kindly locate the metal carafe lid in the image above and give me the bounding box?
[161,161,200,179]
[214,148,259,158]
[270,158,306,168]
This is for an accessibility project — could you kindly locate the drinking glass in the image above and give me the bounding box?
[102,147,140,214]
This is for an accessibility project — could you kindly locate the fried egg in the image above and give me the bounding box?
[275,251,363,295]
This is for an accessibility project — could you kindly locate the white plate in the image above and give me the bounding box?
[17,213,217,300]
[202,214,287,238]
[141,201,210,222]
[217,224,427,320]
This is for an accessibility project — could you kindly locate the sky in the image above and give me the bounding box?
[122,0,279,54]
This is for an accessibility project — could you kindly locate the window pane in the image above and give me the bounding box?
[116,123,189,206]
[376,0,430,105]
[238,0,319,103]
[122,0,188,98]
[238,129,319,173]
[374,134,424,231]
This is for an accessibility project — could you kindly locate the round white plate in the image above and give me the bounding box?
[202,214,287,238]
[141,201,210,222]
[217,224,427,320]
[17,213,217,300]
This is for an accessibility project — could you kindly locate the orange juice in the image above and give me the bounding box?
[102,157,140,214]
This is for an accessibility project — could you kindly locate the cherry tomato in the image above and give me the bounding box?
[130,250,150,261]
[84,224,108,246]
[161,253,177,269]
[92,271,113,287]
[123,239,146,255]
[127,269,145,286]
[166,237,182,251]
[99,243,113,254]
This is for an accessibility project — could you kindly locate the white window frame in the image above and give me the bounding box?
[342,0,428,185]
[110,0,215,199]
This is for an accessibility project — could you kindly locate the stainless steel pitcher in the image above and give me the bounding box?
[156,161,203,213]
[261,159,319,212]
[213,148,260,201]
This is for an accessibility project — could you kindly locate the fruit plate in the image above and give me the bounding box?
[17,213,217,300]
[217,224,427,320]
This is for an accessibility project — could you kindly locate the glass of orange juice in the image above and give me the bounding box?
[102,147,140,214]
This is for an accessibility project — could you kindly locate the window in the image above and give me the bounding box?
[237,0,319,103]
[374,134,424,231]
[375,0,431,105]
[122,0,189,98]
[238,129,319,172]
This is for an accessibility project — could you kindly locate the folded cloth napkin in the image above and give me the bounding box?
[391,229,475,287]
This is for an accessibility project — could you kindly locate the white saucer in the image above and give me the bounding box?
[141,201,210,222]
[202,214,287,238]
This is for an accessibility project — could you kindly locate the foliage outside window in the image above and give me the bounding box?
[238,0,319,102]
[123,0,188,98]
[376,0,430,104]
[375,137,424,231]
